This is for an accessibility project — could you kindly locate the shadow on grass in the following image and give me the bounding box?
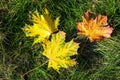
[70,35,104,73]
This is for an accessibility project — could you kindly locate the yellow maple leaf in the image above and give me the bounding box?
[22,9,59,44]
[76,10,113,42]
[42,31,79,72]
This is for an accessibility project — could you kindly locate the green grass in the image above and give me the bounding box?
[0,0,120,80]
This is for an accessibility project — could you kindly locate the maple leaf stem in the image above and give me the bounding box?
[21,60,48,79]
[80,37,89,54]
[76,37,88,60]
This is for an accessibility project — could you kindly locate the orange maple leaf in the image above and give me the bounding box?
[76,10,113,42]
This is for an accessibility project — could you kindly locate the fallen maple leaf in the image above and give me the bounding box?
[22,9,59,44]
[76,10,113,42]
[42,31,79,72]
